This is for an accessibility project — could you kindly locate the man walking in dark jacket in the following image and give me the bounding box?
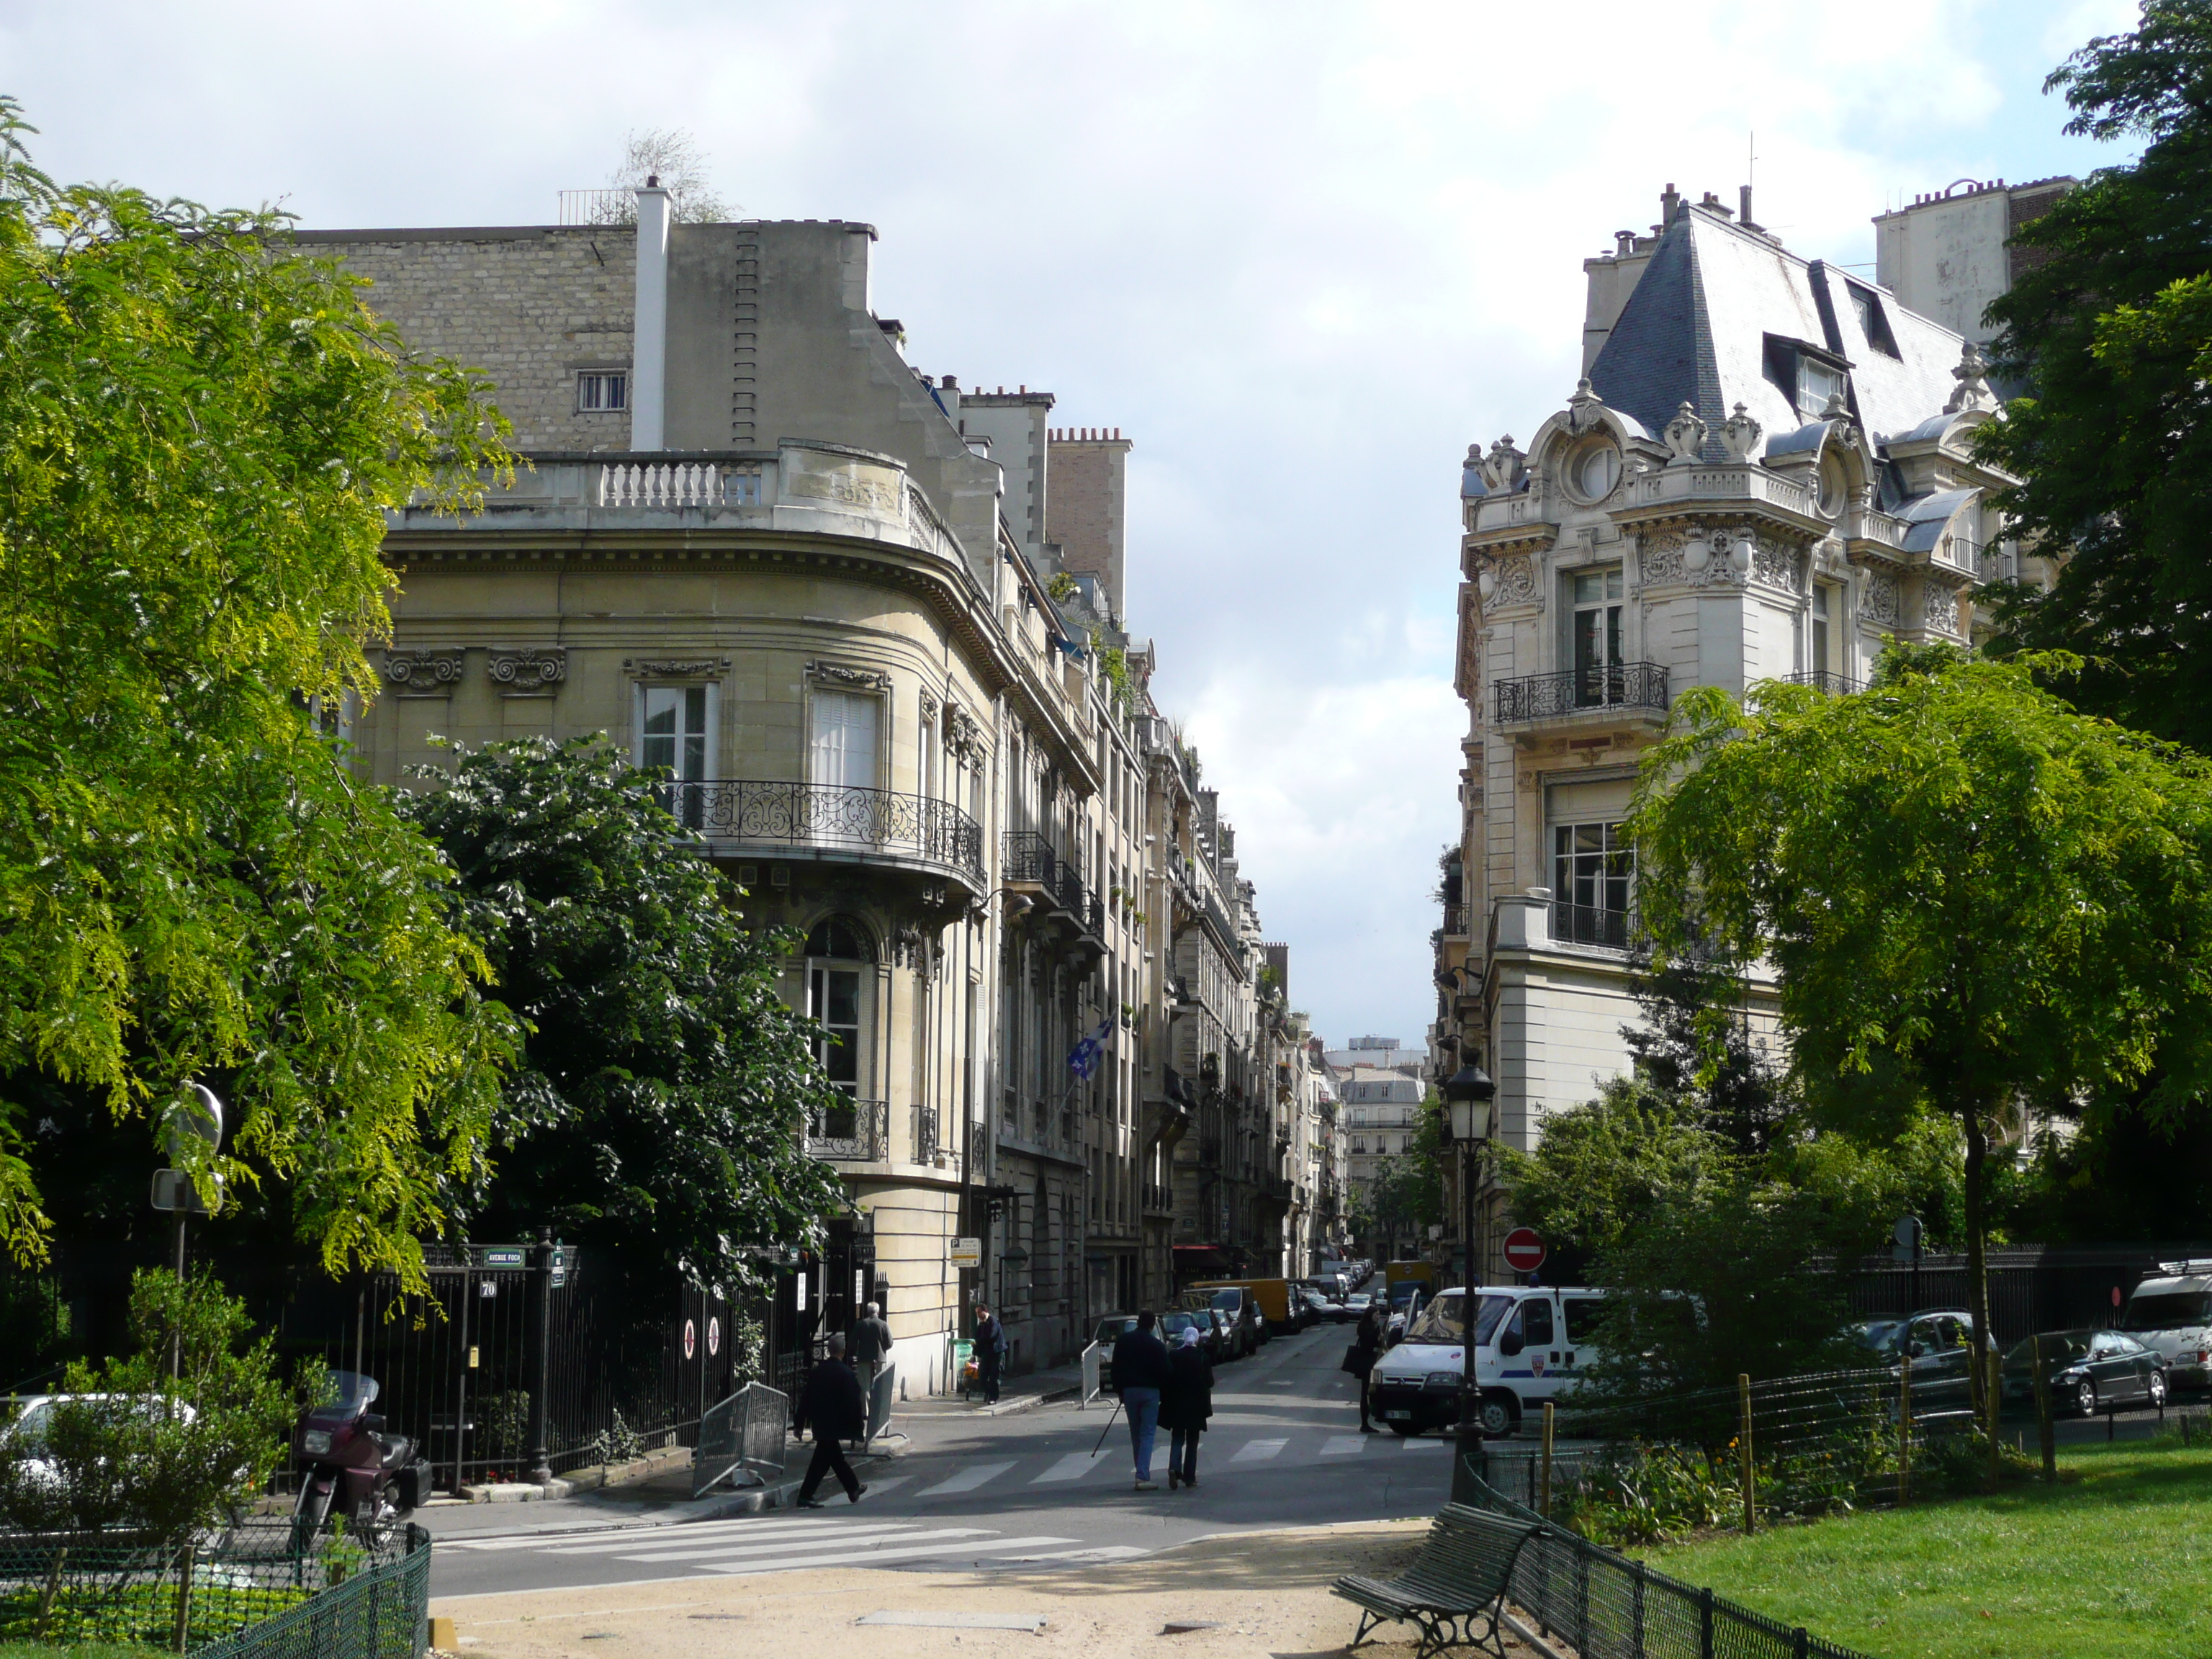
[974,1305,1008,1405]
[1349,1303,1387,1432]
[1110,1311,1172,1490]
[850,1301,894,1438]
[792,1333,868,1507]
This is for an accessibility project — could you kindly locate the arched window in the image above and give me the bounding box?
[806,916,871,961]
[805,916,873,1097]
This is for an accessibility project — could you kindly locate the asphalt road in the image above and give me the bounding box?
[429,1321,1451,1597]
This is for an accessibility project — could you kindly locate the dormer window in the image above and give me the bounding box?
[1848,286,1901,359]
[1800,358,1846,417]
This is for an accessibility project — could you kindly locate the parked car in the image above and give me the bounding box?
[2,1394,204,1501]
[1185,1287,1262,1357]
[1851,1308,1978,1414]
[1303,1290,1350,1324]
[1342,1291,1373,1317]
[1159,1308,1226,1362]
[2004,1329,2168,1416]
[1205,1307,1240,1357]
[2119,1260,2212,1393]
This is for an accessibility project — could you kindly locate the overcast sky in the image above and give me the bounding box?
[1,0,2134,1048]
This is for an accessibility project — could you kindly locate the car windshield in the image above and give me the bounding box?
[1853,1320,1908,1357]
[1402,1292,1514,1346]
[2123,1292,2212,1331]
[2006,1332,2095,1366]
[1095,1318,1138,1344]
[5,1400,55,1450]
[1159,1313,1204,1339]
[1209,1290,1244,1312]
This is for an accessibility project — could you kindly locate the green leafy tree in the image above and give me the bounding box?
[0,103,517,1281]
[1628,644,2212,1403]
[1979,3,2212,747]
[0,1269,300,1539]
[401,736,848,1289]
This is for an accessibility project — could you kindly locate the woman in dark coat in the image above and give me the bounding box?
[1349,1303,1387,1432]
[1160,1325,1215,1490]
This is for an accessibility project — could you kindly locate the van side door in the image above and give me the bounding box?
[1562,1295,1606,1375]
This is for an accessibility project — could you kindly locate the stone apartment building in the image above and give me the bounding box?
[310,187,1318,1385]
[1436,182,2050,1274]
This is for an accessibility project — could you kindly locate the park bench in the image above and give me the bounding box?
[1334,1502,1547,1659]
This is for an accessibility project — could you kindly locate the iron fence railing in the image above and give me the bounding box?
[0,1518,423,1655]
[1143,1184,1174,1213]
[807,1097,890,1162]
[1552,901,1637,950]
[1778,670,1865,696]
[1001,831,1105,939]
[1457,1473,1869,1659]
[1496,661,1670,724]
[911,1104,940,1165]
[662,781,983,881]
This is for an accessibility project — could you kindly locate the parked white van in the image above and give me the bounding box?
[2120,1261,2212,1393]
[1366,1284,1615,1437]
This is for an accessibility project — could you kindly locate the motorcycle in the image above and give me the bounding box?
[292,1370,429,1548]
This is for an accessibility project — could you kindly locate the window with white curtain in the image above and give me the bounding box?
[809,690,880,791]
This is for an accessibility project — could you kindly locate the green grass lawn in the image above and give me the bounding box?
[1633,1436,2212,1658]
[0,1645,168,1658]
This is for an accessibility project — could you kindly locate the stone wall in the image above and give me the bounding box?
[296,228,637,451]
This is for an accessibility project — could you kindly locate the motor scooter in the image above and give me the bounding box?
[292,1370,429,1547]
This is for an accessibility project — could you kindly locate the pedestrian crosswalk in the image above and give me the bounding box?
[439,1512,1149,1581]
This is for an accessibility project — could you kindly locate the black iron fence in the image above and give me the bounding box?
[1496,661,1670,724]
[321,1247,761,1493]
[662,779,983,881]
[1455,1474,1869,1659]
[1846,1243,2212,1349]
[1002,831,1105,938]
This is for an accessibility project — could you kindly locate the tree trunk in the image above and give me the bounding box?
[1962,1107,1992,1429]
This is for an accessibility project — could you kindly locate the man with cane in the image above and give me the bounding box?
[1109,1310,1171,1491]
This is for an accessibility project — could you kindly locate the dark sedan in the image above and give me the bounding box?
[2002,1328,2169,1416]
[1159,1308,1227,1362]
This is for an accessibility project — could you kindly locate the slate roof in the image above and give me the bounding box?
[1588,205,1967,463]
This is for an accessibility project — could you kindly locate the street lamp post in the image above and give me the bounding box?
[1442,1064,1496,1447]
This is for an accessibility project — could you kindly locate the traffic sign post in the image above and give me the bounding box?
[1502,1228,1547,1277]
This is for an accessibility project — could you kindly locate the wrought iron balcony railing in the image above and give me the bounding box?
[1143,1183,1174,1213]
[806,1096,889,1161]
[662,781,983,881]
[1550,902,1638,952]
[1494,662,1669,725]
[1779,670,1865,696]
[911,1104,940,1165]
[1001,831,1105,940]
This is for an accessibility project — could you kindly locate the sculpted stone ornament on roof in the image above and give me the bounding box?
[1663,402,1706,465]
[1944,341,1995,415]
[1565,378,1609,434]
[1478,436,1526,491]
[1718,403,1763,463]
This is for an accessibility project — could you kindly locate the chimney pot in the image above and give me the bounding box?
[646,174,659,188]
[942,374,958,390]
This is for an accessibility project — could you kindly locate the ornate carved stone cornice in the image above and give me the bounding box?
[807,660,891,693]
[379,647,466,696]
[624,656,732,680]
[488,647,567,693]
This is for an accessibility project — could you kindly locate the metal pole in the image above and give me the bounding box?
[2033,1337,2055,1483]
[527,1229,553,1487]
[1898,1359,1912,1504]
[1457,1140,1478,1444]
[170,1213,187,1380]
[453,1265,472,1498]
[1738,1372,1755,1534]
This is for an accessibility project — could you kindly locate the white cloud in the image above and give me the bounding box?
[0,0,2118,1040]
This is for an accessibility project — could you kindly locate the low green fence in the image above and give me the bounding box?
[1457,1460,1870,1659]
[0,1517,426,1655]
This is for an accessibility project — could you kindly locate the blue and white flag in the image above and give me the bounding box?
[1068,1017,1114,1080]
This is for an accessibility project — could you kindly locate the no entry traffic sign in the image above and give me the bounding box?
[1502,1228,1547,1274]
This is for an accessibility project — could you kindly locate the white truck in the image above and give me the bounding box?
[2119,1260,2212,1393]
[1366,1284,1615,1437]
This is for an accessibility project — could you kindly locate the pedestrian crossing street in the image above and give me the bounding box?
[439,1510,1148,1578]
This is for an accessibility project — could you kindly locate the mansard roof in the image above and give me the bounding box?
[1588,204,1968,460]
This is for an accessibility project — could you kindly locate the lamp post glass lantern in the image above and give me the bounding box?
[1442,1065,1494,1442]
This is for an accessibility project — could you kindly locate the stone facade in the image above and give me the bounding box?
[1434,185,2051,1277]
[320,197,1321,1388]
